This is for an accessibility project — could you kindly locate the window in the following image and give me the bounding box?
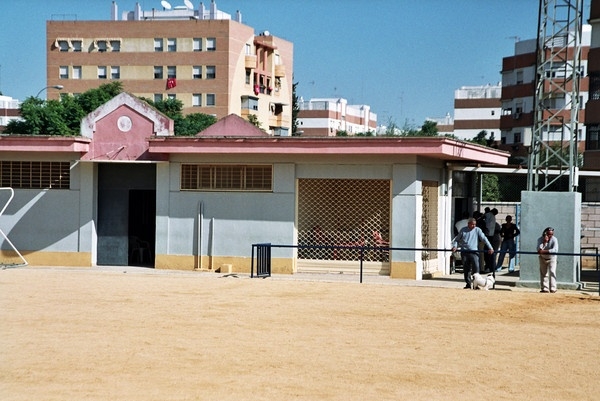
[193,38,202,51]
[515,102,523,114]
[192,94,202,107]
[167,94,176,100]
[72,40,82,52]
[154,38,163,52]
[181,164,273,191]
[516,70,523,85]
[58,40,69,52]
[59,66,69,79]
[245,69,251,84]
[167,38,177,52]
[193,66,202,79]
[154,93,163,103]
[97,40,107,52]
[245,43,252,55]
[241,96,259,111]
[206,37,216,51]
[110,40,120,52]
[111,66,120,79]
[167,66,176,79]
[586,125,600,150]
[98,66,107,79]
[513,132,522,143]
[590,73,600,101]
[72,66,82,80]
[0,161,70,189]
[272,127,289,136]
[206,65,216,79]
[154,66,163,79]
[206,94,216,106]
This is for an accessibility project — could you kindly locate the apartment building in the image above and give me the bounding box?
[499,25,590,150]
[585,1,600,169]
[46,1,293,136]
[0,95,21,133]
[296,98,377,137]
[452,84,502,141]
[426,113,454,136]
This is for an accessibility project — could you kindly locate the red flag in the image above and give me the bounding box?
[166,78,177,89]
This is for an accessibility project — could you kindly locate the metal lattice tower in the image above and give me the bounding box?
[527,0,584,191]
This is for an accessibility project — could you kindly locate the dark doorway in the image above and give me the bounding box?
[97,163,156,266]
[128,189,156,266]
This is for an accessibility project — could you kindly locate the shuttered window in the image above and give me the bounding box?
[0,161,70,189]
[181,164,272,191]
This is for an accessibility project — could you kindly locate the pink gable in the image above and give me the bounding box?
[197,113,269,137]
[80,93,173,161]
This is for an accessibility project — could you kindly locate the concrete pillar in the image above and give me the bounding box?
[518,191,581,290]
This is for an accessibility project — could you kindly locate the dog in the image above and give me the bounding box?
[471,273,495,290]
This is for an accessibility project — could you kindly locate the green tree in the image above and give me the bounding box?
[482,174,500,202]
[174,113,217,136]
[6,82,217,136]
[5,97,77,136]
[292,81,300,135]
[142,97,217,136]
[420,120,439,136]
[384,116,400,136]
[5,82,124,136]
[470,130,496,147]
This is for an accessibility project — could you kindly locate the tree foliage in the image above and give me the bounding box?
[5,82,216,136]
[141,97,217,136]
[292,81,300,135]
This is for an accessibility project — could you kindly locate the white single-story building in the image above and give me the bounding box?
[0,93,509,279]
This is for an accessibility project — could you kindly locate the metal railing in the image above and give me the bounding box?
[251,243,600,294]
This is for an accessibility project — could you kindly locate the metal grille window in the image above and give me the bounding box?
[181,164,272,191]
[590,74,600,101]
[297,179,390,262]
[421,181,438,265]
[0,161,70,189]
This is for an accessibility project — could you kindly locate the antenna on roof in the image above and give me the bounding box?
[184,0,194,9]
[161,0,172,10]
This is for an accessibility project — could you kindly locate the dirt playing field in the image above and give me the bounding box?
[1,267,599,401]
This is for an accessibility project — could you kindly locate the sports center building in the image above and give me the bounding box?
[0,93,509,279]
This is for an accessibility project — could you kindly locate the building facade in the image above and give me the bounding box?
[585,0,600,169]
[452,84,502,141]
[0,95,21,133]
[296,98,377,137]
[46,1,293,136]
[499,26,591,150]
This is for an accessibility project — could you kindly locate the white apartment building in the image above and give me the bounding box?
[0,95,21,131]
[296,98,377,136]
[452,84,502,141]
[500,25,591,147]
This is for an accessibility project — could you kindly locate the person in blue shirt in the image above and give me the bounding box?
[452,218,494,289]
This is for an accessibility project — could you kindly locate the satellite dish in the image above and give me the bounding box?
[161,0,172,9]
[184,0,194,9]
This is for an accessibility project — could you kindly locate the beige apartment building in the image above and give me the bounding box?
[46,1,293,136]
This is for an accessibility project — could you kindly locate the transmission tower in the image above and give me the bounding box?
[527,0,584,191]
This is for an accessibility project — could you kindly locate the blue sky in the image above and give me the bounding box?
[0,0,548,126]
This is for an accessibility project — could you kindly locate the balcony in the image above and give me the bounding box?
[274,64,286,78]
[245,55,257,69]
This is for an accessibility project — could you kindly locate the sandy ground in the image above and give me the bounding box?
[1,267,599,401]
